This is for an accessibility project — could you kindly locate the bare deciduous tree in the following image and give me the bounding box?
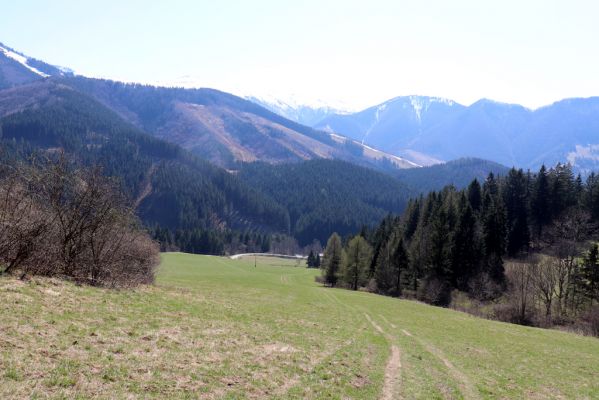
[0,157,159,287]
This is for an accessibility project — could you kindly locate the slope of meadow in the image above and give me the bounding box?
[1,253,598,399]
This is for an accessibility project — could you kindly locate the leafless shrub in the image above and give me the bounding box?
[468,272,503,301]
[581,306,599,337]
[0,157,159,287]
[418,277,451,306]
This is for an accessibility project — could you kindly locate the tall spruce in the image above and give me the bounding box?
[451,193,480,289]
[531,165,551,237]
[582,243,599,305]
[322,232,343,287]
[503,168,530,256]
[467,179,482,212]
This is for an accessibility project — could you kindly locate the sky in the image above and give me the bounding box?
[1,0,599,110]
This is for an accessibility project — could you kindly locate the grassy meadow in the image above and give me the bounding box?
[1,252,598,399]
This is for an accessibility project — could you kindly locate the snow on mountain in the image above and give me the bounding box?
[0,45,49,77]
[246,93,354,126]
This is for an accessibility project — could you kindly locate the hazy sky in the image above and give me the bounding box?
[2,0,598,110]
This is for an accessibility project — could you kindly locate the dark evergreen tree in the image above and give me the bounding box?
[582,243,599,305]
[503,168,530,256]
[307,250,316,268]
[322,233,342,287]
[531,165,551,237]
[450,194,481,289]
[391,237,409,297]
[467,179,482,213]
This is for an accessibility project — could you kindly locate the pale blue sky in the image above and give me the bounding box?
[1,0,598,109]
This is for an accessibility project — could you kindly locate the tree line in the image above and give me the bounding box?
[320,163,599,336]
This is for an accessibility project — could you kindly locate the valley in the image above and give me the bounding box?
[1,253,598,399]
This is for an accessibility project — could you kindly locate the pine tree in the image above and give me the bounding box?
[307,250,315,268]
[322,233,342,287]
[315,253,321,268]
[450,194,480,289]
[375,238,394,294]
[504,168,530,256]
[391,237,409,297]
[582,243,599,305]
[531,165,551,237]
[467,179,482,212]
[482,191,507,284]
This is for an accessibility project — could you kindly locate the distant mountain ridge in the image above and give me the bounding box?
[248,94,599,173]
[246,95,347,126]
[0,42,72,89]
[309,95,599,172]
[0,42,418,171]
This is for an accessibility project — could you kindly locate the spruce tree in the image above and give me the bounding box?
[307,250,315,268]
[531,165,551,237]
[451,194,480,290]
[322,233,342,287]
[504,168,530,256]
[391,237,409,297]
[582,243,599,305]
[467,179,482,212]
[482,192,507,285]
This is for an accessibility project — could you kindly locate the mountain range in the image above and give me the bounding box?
[255,94,599,173]
[0,41,558,252]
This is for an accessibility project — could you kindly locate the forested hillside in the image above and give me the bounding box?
[54,76,416,169]
[393,157,510,193]
[239,159,412,245]
[322,162,599,334]
[0,81,290,254]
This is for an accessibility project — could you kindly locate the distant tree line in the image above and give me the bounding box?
[0,156,159,287]
[320,163,599,336]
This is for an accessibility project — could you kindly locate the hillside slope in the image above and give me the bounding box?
[239,159,412,245]
[0,81,290,242]
[394,157,511,193]
[1,253,597,399]
[0,42,70,89]
[58,76,417,170]
[0,42,417,170]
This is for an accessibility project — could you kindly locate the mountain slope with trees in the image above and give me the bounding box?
[322,162,599,335]
[0,81,290,254]
[238,159,412,246]
[393,157,510,193]
[0,43,417,170]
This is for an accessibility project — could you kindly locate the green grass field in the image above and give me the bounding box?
[1,252,598,399]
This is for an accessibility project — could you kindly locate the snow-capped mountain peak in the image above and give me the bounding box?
[0,45,49,78]
[246,93,354,126]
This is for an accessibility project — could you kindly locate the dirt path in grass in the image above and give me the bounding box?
[401,329,478,400]
[365,313,402,400]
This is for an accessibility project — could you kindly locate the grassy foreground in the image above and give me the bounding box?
[1,253,598,399]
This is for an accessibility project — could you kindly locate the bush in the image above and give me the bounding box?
[493,302,533,325]
[0,158,159,287]
[418,277,451,306]
[582,306,599,337]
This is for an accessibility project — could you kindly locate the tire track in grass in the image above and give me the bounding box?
[365,313,402,400]
[272,338,355,397]
[379,314,397,329]
[274,287,362,397]
[401,329,478,400]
